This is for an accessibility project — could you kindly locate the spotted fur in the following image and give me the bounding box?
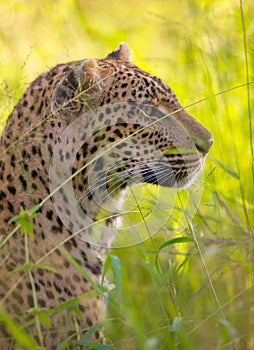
[0,43,212,348]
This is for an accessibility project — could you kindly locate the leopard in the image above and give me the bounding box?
[0,43,213,349]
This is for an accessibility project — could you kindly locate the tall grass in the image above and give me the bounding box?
[0,0,253,349]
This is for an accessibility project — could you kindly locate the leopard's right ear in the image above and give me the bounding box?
[105,42,130,61]
[51,59,102,118]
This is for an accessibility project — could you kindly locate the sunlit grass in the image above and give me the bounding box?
[0,0,253,349]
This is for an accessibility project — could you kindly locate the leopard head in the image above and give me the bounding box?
[50,43,213,234]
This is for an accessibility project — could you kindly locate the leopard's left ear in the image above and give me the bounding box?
[105,42,130,61]
[51,59,102,119]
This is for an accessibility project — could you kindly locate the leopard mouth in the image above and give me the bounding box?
[140,157,203,188]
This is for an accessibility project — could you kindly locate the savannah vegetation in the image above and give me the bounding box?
[0,0,253,349]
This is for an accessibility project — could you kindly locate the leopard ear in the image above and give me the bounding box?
[51,59,102,118]
[105,42,130,61]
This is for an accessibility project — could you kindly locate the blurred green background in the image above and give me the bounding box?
[0,0,253,349]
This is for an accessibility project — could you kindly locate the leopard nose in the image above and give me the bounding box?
[195,136,213,155]
[175,110,213,155]
[172,109,213,156]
